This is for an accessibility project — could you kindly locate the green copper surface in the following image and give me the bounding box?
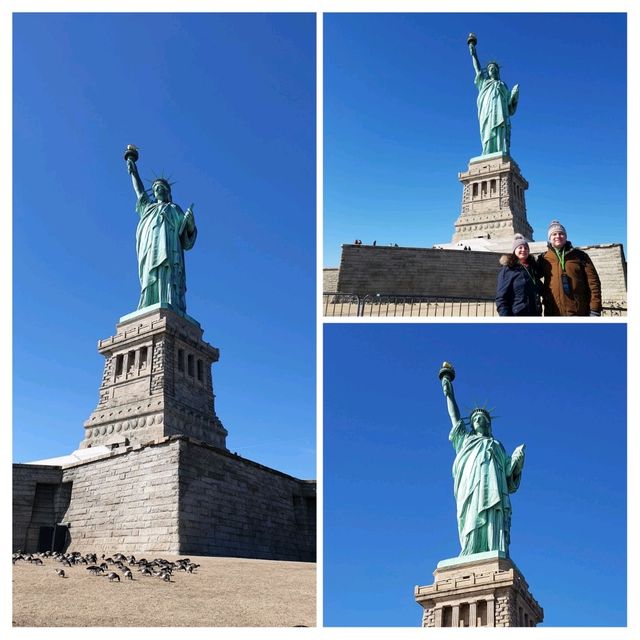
[468,35,519,156]
[126,147,197,314]
[441,368,525,557]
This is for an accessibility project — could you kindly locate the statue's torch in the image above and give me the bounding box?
[439,361,456,382]
[124,144,139,163]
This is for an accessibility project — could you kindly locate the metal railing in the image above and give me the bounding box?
[601,301,627,317]
[323,293,498,317]
[323,293,627,318]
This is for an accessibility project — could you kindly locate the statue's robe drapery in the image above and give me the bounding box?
[474,71,515,155]
[135,192,197,313]
[449,419,522,555]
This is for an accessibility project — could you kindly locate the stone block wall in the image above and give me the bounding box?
[580,243,627,305]
[14,437,316,561]
[13,464,64,552]
[178,438,316,561]
[495,589,516,626]
[494,586,541,627]
[337,243,627,306]
[337,245,501,298]
[323,268,339,292]
[421,607,436,627]
[60,439,181,554]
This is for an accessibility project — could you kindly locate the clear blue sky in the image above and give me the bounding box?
[12,13,316,479]
[324,12,627,266]
[324,323,626,627]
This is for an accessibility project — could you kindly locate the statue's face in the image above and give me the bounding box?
[472,412,492,436]
[153,182,171,203]
[549,230,567,249]
[487,64,500,79]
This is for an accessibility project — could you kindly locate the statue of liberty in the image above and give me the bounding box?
[467,33,520,156]
[439,363,525,556]
[124,145,197,314]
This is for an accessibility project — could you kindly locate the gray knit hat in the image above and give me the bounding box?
[512,234,528,252]
[547,220,567,241]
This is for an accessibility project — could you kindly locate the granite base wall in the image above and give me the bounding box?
[178,438,316,561]
[579,243,627,305]
[323,268,339,293]
[60,439,181,554]
[13,436,315,561]
[13,465,64,553]
[337,245,501,298]
[336,243,627,305]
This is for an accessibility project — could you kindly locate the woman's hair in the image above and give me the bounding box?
[499,253,536,269]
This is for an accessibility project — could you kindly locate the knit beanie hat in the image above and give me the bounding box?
[547,220,567,241]
[512,234,528,252]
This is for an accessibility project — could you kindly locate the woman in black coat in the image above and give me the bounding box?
[495,234,541,316]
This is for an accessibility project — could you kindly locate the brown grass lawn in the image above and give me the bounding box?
[12,554,316,627]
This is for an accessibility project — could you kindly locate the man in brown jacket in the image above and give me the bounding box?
[537,221,602,316]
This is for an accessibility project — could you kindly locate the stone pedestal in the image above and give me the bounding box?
[14,305,316,562]
[414,552,543,627]
[81,306,228,450]
[453,152,533,243]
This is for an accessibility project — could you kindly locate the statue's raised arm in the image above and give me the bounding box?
[467,33,481,77]
[439,362,460,429]
[125,145,145,200]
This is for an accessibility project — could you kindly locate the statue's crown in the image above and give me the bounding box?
[470,407,492,420]
[152,177,173,189]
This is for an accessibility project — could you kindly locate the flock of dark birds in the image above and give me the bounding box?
[13,550,200,583]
